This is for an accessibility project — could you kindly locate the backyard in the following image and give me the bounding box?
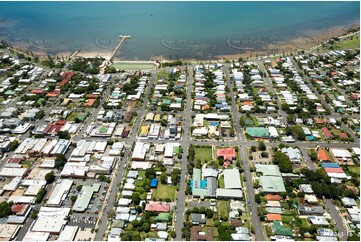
[152,184,177,201]
[217,200,229,221]
[194,146,213,163]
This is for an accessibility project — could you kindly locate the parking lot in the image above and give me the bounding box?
[68,214,98,228]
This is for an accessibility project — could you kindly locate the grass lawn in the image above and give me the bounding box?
[252,116,260,126]
[202,227,218,237]
[67,112,80,121]
[300,218,309,227]
[140,231,158,240]
[348,166,360,176]
[218,175,225,188]
[204,120,209,127]
[67,102,76,109]
[282,215,294,223]
[152,184,177,201]
[134,170,146,187]
[194,146,213,163]
[337,35,360,49]
[206,218,214,226]
[217,200,229,220]
[323,149,335,162]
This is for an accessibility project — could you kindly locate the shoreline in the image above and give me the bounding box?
[5,23,360,64]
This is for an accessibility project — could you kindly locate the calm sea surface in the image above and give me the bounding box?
[0,1,359,59]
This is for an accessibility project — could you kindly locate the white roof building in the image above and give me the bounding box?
[31,207,70,234]
[268,126,279,138]
[46,179,73,207]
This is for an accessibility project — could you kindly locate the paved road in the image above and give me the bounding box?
[299,147,316,170]
[224,65,265,241]
[325,199,348,241]
[174,66,193,241]
[257,60,288,121]
[95,72,156,240]
[94,146,130,240]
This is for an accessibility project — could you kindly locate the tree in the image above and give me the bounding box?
[171,169,181,185]
[255,194,261,204]
[273,151,292,173]
[145,168,156,180]
[170,231,176,238]
[76,185,83,192]
[8,140,19,151]
[98,175,111,183]
[0,202,12,218]
[160,173,167,184]
[258,141,266,151]
[251,146,257,152]
[35,188,47,203]
[239,116,245,126]
[31,209,39,219]
[45,171,55,184]
[55,154,67,169]
[218,225,233,241]
[57,130,70,139]
[132,192,141,205]
[71,195,78,203]
[309,149,318,161]
[142,222,150,233]
[205,208,213,219]
[261,151,269,158]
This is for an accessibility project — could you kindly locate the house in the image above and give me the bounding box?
[246,127,269,139]
[265,194,282,201]
[255,164,286,193]
[216,147,236,166]
[308,216,329,226]
[231,233,251,241]
[272,221,293,237]
[190,213,206,224]
[267,214,282,221]
[299,184,313,194]
[341,197,357,207]
[318,149,331,162]
[305,194,318,204]
[330,148,352,161]
[281,147,302,163]
[321,127,333,139]
[190,226,214,241]
[145,202,171,213]
[299,205,324,215]
[155,213,170,222]
[192,168,216,199]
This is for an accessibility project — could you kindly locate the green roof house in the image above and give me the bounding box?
[246,127,269,138]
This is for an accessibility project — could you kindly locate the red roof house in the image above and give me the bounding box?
[321,127,333,139]
[145,202,171,213]
[43,120,67,134]
[267,214,282,221]
[31,89,43,94]
[265,194,282,201]
[324,167,345,173]
[318,149,330,162]
[339,133,348,139]
[216,147,236,161]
